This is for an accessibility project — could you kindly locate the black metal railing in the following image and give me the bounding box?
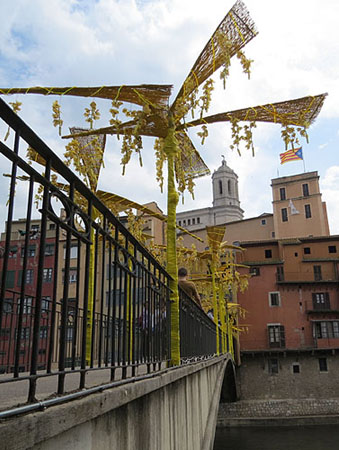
[0,97,224,408]
[179,288,218,359]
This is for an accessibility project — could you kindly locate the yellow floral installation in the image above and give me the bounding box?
[0,0,327,366]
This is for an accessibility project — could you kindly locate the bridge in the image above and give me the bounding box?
[0,98,237,449]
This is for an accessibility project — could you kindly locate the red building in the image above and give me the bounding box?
[0,218,57,372]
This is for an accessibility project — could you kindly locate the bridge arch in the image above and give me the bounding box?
[220,359,237,402]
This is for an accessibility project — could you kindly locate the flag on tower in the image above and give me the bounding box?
[280,147,303,165]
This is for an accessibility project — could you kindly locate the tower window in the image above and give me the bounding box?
[281,208,288,222]
[228,180,231,195]
[329,245,337,254]
[302,183,309,197]
[219,180,223,195]
[305,204,312,218]
[280,187,286,200]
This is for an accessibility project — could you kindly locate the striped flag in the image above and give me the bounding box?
[280,147,303,164]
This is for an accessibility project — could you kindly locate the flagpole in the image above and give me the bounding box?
[303,155,306,173]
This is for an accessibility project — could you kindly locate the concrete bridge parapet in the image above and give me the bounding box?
[1,354,236,450]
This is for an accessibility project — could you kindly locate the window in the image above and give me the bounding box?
[20,327,30,340]
[39,326,48,339]
[269,292,281,307]
[302,183,309,197]
[69,270,77,283]
[265,249,272,259]
[197,217,200,224]
[319,358,328,372]
[281,208,288,222]
[272,232,275,238]
[228,180,231,195]
[3,298,13,313]
[17,269,34,286]
[64,245,78,259]
[219,180,223,195]
[4,271,15,289]
[21,245,36,257]
[26,269,34,284]
[64,269,77,283]
[66,326,74,341]
[276,266,284,281]
[188,219,191,225]
[280,187,286,200]
[261,219,266,225]
[292,363,300,374]
[41,297,51,313]
[31,224,39,231]
[0,329,10,340]
[43,268,53,283]
[250,267,260,276]
[49,223,56,230]
[45,243,55,256]
[314,265,322,281]
[178,221,181,226]
[268,358,279,374]
[9,246,17,258]
[305,204,312,219]
[192,218,195,225]
[268,324,285,348]
[312,293,330,310]
[19,297,32,314]
[294,252,298,257]
[329,246,337,254]
[67,298,77,316]
[315,321,339,339]
[304,247,311,255]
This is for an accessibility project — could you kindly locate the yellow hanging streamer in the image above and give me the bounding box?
[164,123,180,366]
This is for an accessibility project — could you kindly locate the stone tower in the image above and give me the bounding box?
[211,157,243,223]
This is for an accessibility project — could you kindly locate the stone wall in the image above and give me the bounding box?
[219,398,339,418]
[237,352,339,400]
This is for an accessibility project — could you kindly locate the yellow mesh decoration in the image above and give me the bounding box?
[182,94,327,129]
[171,0,258,117]
[0,84,173,109]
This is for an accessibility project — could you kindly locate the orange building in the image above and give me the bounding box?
[180,170,339,398]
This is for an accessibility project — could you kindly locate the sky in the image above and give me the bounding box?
[0,0,338,233]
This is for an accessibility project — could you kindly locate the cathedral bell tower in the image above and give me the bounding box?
[211,157,243,223]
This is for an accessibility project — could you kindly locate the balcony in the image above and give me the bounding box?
[305,298,339,314]
[276,271,338,284]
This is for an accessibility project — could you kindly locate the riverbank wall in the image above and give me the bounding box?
[217,352,339,427]
[218,399,339,427]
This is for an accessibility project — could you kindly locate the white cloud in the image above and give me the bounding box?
[318,143,329,150]
[320,166,339,235]
[1,0,339,234]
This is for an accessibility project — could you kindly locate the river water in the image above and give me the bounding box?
[213,425,339,450]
